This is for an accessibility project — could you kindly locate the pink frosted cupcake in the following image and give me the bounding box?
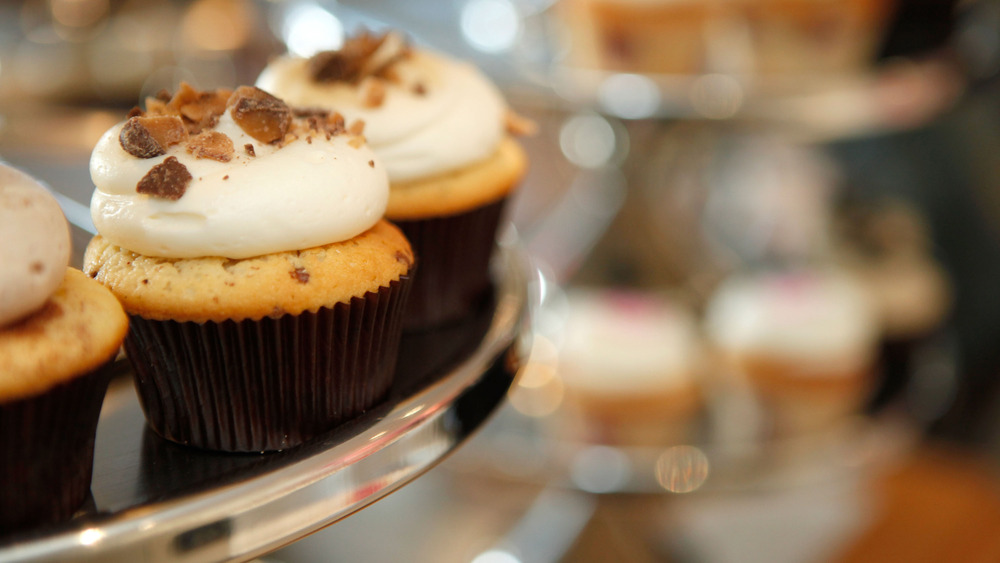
[705,269,878,436]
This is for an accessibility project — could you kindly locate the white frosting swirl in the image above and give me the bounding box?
[0,164,71,328]
[705,270,877,374]
[90,112,388,259]
[256,48,507,182]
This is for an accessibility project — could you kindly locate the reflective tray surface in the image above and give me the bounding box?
[0,248,529,563]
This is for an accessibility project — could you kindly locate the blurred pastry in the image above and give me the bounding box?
[558,0,897,76]
[705,268,878,436]
[555,289,704,447]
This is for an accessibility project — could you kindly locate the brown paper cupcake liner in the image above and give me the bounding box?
[0,363,113,532]
[124,276,411,453]
[394,198,507,329]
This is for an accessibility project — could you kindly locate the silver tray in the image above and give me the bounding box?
[0,246,529,563]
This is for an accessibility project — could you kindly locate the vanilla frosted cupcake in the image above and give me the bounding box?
[257,32,529,328]
[556,289,704,446]
[705,269,878,435]
[1,164,127,530]
[83,84,414,452]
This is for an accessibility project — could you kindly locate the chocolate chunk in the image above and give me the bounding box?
[186,130,235,162]
[136,156,192,200]
[228,86,292,144]
[120,117,165,158]
[290,267,310,284]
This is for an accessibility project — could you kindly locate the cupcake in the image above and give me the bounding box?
[257,31,529,328]
[705,269,878,436]
[555,289,704,447]
[558,0,896,76]
[834,199,952,410]
[0,164,127,531]
[83,84,414,452]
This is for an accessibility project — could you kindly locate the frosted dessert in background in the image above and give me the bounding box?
[1,163,127,530]
[833,199,952,411]
[557,0,898,76]
[257,31,530,328]
[556,289,704,447]
[705,269,878,436]
[84,84,414,452]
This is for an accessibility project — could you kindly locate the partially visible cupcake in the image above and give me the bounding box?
[705,269,878,436]
[557,0,896,76]
[0,164,127,531]
[834,200,952,410]
[257,31,529,328]
[555,289,704,447]
[83,84,414,452]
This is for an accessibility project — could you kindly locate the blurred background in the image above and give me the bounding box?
[3,0,1000,561]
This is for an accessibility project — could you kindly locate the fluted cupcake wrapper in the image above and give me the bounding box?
[0,363,112,532]
[395,198,507,330]
[124,277,411,453]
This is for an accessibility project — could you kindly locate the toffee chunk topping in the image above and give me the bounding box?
[120,118,166,158]
[136,156,192,200]
[228,86,292,144]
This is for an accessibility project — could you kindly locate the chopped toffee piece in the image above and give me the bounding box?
[119,117,165,158]
[186,130,235,162]
[127,106,144,119]
[292,107,330,118]
[413,82,427,96]
[136,156,192,200]
[244,143,256,157]
[348,119,365,136]
[137,115,189,149]
[306,31,408,84]
[360,76,386,108]
[348,136,365,149]
[228,86,292,144]
[368,160,374,168]
[143,82,233,134]
[327,112,346,135]
[505,110,538,137]
[180,91,229,126]
[290,267,310,284]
